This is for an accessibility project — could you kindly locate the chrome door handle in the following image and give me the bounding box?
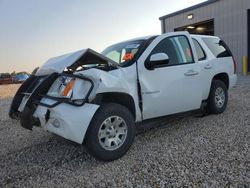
[184,70,199,76]
[204,64,212,69]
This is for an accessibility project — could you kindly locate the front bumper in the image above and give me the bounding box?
[9,72,99,144]
[34,99,99,144]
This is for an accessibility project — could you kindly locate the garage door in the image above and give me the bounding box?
[248,10,250,72]
[174,19,214,36]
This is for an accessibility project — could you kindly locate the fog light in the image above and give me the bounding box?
[51,119,60,128]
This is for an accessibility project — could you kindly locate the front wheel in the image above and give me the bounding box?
[85,103,135,161]
[207,80,228,114]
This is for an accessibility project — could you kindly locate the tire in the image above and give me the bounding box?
[85,103,135,161]
[207,79,228,114]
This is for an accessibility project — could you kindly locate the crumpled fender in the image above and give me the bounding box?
[77,69,130,94]
[33,65,140,144]
[76,65,141,121]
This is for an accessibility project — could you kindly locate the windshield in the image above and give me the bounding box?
[101,40,146,65]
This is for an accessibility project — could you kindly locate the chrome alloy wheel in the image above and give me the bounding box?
[214,87,225,108]
[98,116,128,151]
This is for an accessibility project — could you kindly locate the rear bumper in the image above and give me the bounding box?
[229,74,237,89]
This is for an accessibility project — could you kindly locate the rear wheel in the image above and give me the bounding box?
[207,80,228,114]
[85,103,135,161]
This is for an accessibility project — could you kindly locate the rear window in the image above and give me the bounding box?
[202,38,232,58]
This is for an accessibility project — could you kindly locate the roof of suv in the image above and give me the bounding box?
[191,34,219,40]
[119,35,159,43]
[123,34,220,43]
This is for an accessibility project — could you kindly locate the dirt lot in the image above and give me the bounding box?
[0,78,249,187]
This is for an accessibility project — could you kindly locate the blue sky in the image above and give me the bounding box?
[0,0,206,73]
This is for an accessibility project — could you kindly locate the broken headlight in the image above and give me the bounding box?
[47,75,92,101]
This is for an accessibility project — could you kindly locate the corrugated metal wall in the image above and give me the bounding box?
[162,0,250,73]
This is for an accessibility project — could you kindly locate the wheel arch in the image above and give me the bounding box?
[211,73,229,90]
[93,92,136,119]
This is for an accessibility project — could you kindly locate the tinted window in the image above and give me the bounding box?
[192,39,206,61]
[151,36,194,65]
[202,38,232,58]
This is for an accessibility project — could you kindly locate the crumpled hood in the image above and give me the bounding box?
[36,48,117,76]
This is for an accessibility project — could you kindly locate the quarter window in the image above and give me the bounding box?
[151,36,194,65]
[202,38,232,58]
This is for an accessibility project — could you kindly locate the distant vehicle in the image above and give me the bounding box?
[14,73,29,83]
[0,74,14,85]
[10,32,237,161]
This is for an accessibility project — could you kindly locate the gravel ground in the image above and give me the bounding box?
[0,77,249,187]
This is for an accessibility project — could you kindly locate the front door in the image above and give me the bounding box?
[137,32,203,120]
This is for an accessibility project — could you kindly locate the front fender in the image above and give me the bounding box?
[78,67,141,121]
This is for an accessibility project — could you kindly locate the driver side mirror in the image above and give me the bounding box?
[146,53,169,70]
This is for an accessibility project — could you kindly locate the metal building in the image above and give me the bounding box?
[159,0,250,73]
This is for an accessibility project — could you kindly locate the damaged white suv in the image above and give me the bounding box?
[9,32,237,161]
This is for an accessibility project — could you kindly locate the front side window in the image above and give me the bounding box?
[150,35,194,65]
[102,40,145,65]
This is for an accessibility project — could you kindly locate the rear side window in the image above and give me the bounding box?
[202,38,232,58]
[192,39,206,61]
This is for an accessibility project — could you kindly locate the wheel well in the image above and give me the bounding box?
[213,73,229,89]
[94,92,136,119]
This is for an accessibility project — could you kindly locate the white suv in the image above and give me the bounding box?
[9,32,237,161]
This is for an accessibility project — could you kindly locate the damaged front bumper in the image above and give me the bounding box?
[9,72,99,144]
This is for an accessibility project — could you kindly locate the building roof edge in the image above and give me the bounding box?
[159,0,218,21]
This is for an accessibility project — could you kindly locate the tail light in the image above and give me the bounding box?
[232,57,237,74]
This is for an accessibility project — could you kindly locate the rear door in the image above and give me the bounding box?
[137,32,203,120]
[192,37,214,100]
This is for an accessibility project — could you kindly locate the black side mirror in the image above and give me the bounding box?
[146,53,169,70]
